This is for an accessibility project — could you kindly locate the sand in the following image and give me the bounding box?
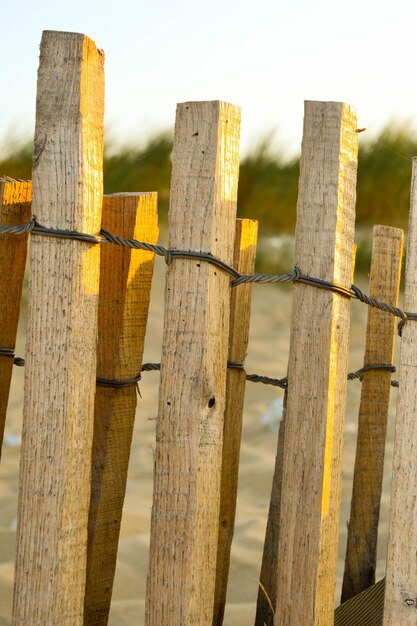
[0,257,399,625]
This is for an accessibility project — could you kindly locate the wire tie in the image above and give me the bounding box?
[164,248,173,265]
[348,364,396,381]
[0,348,15,358]
[227,360,245,370]
[0,348,25,366]
[398,313,417,336]
[32,220,101,244]
[96,372,142,389]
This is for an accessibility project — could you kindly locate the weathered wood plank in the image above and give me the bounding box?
[342,225,403,603]
[384,158,417,625]
[0,179,31,456]
[255,244,355,626]
[84,192,158,625]
[145,100,241,626]
[274,101,358,625]
[212,218,258,626]
[255,392,287,626]
[12,30,104,626]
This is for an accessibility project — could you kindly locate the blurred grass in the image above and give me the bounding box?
[1,124,416,273]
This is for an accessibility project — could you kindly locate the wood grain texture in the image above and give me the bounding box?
[255,248,356,626]
[12,31,104,626]
[0,179,31,455]
[212,218,258,626]
[84,192,158,624]
[145,100,241,626]
[384,158,417,625]
[342,225,403,603]
[274,101,358,626]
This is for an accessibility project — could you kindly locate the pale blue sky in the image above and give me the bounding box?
[1,0,417,157]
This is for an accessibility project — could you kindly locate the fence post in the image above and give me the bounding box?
[213,217,258,626]
[145,100,241,626]
[12,31,104,625]
[384,158,417,625]
[342,225,403,603]
[84,192,158,625]
[256,246,355,626]
[274,101,358,625]
[255,391,287,626]
[0,179,31,455]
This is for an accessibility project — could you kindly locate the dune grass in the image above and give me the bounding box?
[1,124,416,272]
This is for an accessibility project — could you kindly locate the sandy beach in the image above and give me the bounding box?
[0,252,399,625]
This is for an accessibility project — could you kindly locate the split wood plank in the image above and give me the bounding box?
[12,30,104,626]
[383,158,417,625]
[212,218,258,626]
[0,179,31,455]
[84,192,158,625]
[342,225,403,603]
[145,100,241,626]
[274,101,358,626]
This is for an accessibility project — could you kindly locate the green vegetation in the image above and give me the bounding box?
[0,142,33,182]
[356,128,414,231]
[103,134,173,215]
[1,125,416,272]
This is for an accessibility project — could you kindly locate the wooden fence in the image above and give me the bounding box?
[1,29,417,626]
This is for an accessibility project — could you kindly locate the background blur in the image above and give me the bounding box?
[1,126,416,273]
[2,0,417,274]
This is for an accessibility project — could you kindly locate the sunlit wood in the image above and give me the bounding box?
[213,217,258,626]
[342,225,403,603]
[12,30,104,625]
[384,158,417,625]
[275,101,358,626]
[0,179,31,456]
[84,192,158,625]
[146,100,241,626]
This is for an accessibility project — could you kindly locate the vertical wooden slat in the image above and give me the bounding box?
[13,31,104,625]
[84,192,158,625]
[145,100,241,626]
[0,179,31,455]
[384,158,417,625]
[274,101,358,625]
[342,225,403,603]
[255,392,287,626]
[213,218,258,626]
[256,246,354,626]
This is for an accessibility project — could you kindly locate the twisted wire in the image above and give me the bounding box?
[0,177,30,184]
[232,268,300,286]
[0,348,25,367]
[347,363,396,380]
[2,217,417,334]
[347,364,399,387]
[0,348,15,358]
[245,373,288,389]
[100,228,171,261]
[0,218,36,236]
[2,352,401,389]
[134,362,401,390]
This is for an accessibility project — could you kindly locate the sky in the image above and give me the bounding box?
[1,0,417,159]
